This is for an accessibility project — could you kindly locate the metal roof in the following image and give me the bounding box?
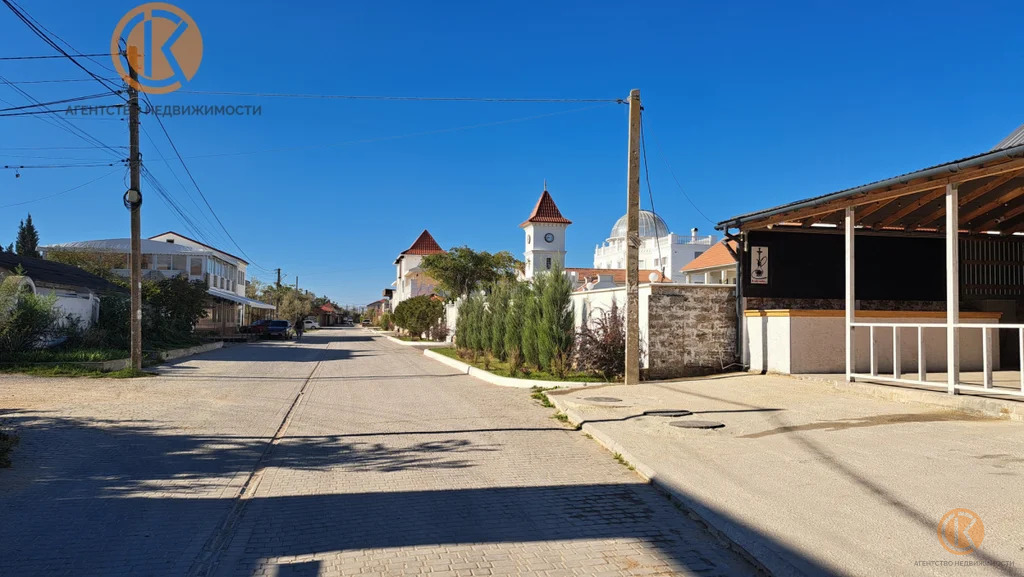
[43,238,211,255]
[0,253,126,294]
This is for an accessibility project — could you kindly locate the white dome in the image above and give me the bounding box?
[610,210,670,238]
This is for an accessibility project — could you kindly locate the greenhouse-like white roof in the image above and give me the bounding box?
[42,238,212,255]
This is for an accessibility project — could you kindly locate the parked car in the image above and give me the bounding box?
[303,319,320,330]
[241,319,270,335]
[361,319,371,326]
[265,320,294,339]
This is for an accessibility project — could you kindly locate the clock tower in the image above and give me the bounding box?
[521,185,571,280]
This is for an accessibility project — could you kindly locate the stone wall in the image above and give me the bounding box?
[646,284,737,379]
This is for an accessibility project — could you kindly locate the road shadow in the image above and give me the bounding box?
[0,411,839,577]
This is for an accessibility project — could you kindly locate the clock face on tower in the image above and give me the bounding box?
[544,233,554,243]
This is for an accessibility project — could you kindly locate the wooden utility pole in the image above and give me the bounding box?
[127,48,143,371]
[275,267,282,311]
[294,276,299,291]
[625,89,641,385]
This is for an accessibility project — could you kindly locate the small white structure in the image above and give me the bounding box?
[0,252,126,328]
[593,211,716,280]
[392,230,445,308]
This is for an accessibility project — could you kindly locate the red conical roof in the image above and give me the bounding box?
[521,189,572,227]
[401,230,445,255]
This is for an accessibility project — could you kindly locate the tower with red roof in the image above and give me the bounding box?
[521,184,571,279]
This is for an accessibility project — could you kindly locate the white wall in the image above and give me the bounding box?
[571,285,652,368]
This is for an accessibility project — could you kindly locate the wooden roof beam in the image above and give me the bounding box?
[873,188,946,228]
[973,198,1024,233]
[854,198,899,226]
[740,158,1024,231]
[906,169,1023,229]
[958,184,1024,227]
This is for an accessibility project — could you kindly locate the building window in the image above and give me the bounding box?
[190,257,202,276]
[545,257,551,270]
[141,254,153,269]
[173,255,187,271]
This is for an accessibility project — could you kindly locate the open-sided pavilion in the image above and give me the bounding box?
[718,126,1024,398]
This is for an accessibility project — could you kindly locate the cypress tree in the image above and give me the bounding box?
[15,213,40,258]
[523,273,546,368]
[504,281,527,374]
[541,265,575,377]
[488,280,510,360]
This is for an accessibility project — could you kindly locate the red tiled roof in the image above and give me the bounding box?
[680,240,737,272]
[566,267,668,286]
[520,190,572,227]
[401,230,445,256]
[319,303,336,313]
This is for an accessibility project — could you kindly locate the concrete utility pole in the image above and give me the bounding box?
[275,268,282,311]
[625,89,641,385]
[127,48,143,371]
[294,276,298,291]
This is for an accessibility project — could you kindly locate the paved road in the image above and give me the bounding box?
[0,328,755,576]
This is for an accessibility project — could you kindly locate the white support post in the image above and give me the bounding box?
[845,207,856,381]
[982,328,993,389]
[893,327,902,380]
[945,183,960,395]
[870,326,879,376]
[918,326,927,382]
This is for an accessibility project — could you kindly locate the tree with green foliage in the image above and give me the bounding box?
[522,273,545,369]
[45,248,129,283]
[14,213,40,258]
[487,280,511,360]
[503,281,528,375]
[392,295,444,338]
[421,246,521,301]
[539,265,575,377]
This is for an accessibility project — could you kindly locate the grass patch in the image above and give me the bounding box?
[531,387,555,408]
[430,347,606,383]
[0,364,155,378]
[3,347,128,363]
[613,452,636,471]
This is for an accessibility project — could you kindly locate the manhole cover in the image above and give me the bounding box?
[584,396,623,403]
[669,420,725,429]
[644,410,692,417]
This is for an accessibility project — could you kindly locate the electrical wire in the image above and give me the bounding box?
[141,92,270,272]
[642,111,717,226]
[1,0,125,100]
[3,162,121,169]
[638,110,664,275]
[0,77,121,85]
[0,168,119,208]
[178,102,616,160]
[0,91,123,113]
[177,89,624,103]
[0,53,109,61]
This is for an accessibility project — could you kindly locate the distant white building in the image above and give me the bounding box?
[41,231,274,333]
[593,211,716,281]
[392,229,445,308]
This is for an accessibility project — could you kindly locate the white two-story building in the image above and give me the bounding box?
[41,231,274,334]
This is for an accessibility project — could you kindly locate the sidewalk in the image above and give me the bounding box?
[547,374,1024,577]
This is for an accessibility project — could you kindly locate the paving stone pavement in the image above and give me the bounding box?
[0,328,757,576]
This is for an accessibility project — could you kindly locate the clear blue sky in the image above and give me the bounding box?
[2,0,1021,306]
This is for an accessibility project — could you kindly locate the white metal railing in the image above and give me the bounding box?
[848,321,1024,397]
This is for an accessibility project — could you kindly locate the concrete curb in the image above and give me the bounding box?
[548,397,787,577]
[384,335,449,348]
[791,373,1024,422]
[421,348,595,389]
[155,341,224,363]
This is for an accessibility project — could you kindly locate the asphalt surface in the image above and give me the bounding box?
[0,327,756,576]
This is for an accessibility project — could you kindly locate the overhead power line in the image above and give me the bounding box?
[0,168,119,208]
[641,112,716,227]
[141,92,270,271]
[178,89,625,103]
[0,91,123,114]
[0,53,109,60]
[1,0,125,100]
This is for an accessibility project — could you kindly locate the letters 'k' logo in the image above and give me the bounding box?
[938,509,985,555]
[111,3,203,94]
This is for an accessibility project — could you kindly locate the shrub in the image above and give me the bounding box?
[487,280,510,360]
[393,295,444,338]
[0,427,19,468]
[427,318,449,342]
[0,275,60,353]
[574,298,626,380]
[377,311,394,331]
